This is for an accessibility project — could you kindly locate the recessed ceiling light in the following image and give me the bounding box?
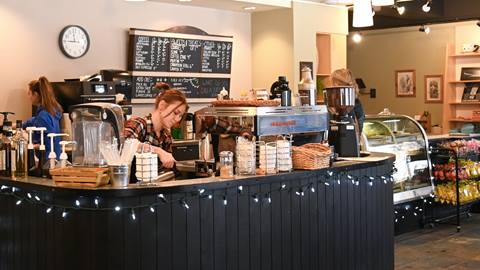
[178,0,192,2]
[243,6,256,11]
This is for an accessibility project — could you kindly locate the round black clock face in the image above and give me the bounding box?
[58,25,90,59]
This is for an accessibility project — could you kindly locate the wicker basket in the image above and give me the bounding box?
[292,144,331,170]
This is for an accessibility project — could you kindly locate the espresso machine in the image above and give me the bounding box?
[69,103,125,166]
[324,86,360,157]
[195,105,329,159]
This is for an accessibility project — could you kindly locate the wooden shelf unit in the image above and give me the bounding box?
[449,118,480,123]
[443,44,480,133]
[449,53,480,58]
[449,102,480,105]
[449,80,480,84]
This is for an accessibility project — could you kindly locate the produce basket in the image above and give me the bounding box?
[50,167,110,188]
[211,99,280,107]
[292,143,331,170]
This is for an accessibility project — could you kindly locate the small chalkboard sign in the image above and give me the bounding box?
[128,28,233,74]
[132,75,230,100]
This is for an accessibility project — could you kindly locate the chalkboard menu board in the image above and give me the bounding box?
[132,76,230,99]
[128,30,233,74]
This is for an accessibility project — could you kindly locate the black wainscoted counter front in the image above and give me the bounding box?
[0,153,395,270]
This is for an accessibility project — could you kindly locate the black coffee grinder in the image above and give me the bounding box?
[324,86,360,157]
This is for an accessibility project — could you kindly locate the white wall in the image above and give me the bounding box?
[292,1,348,88]
[0,0,251,119]
[251,8,294,90]
[348,24,454,126]
[251,1,348,93]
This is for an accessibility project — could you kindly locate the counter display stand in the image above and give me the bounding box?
[430,139,480,232]
[362,114,434,205]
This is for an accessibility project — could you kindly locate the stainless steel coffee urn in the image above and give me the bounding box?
[298,67,316,106]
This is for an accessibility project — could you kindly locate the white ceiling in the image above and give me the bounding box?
[148,0,337,13]
[149,0,416,13]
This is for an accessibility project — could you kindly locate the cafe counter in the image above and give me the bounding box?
[0,153,395,270]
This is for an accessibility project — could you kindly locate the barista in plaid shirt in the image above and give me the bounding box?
[124,84,188,168]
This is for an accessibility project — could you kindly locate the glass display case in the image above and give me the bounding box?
[361,114,433,204]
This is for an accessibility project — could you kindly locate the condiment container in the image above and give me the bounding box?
[135,144,158,183]
[219,151,234,178]
[236,137,256,175]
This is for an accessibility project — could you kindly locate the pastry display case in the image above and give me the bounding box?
[361,114,433,204]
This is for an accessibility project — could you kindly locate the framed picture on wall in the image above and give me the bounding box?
[395,70,416,97]
[424,75,443,103]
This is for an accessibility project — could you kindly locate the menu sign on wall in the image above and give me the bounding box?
[128,30,232,74]
[128,28,233,102]
[132,76,230,99]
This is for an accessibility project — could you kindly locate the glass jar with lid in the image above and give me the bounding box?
[219,151,234,178]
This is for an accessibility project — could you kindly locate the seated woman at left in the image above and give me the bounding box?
[22,76,63,158]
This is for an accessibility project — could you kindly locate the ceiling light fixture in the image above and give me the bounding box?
[419,25,430,34]
[353,0,374,28]
[371,0,394,6]
[422,0,431,13]
[178,0,192,2]
[352,32,363,43]
[243,6,256,10]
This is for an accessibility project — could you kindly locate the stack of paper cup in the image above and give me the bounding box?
[135,152,158,182]
[259,142,277,174]
[276,139,292,172]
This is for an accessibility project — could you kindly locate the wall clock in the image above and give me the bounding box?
[58,25,90,59]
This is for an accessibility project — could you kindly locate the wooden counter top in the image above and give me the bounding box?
[0,152,394,197]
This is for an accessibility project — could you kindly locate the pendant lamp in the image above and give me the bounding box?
[371,0,394,6]
[353,0,374,28]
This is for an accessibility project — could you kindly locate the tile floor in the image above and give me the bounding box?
[395,213,480,269]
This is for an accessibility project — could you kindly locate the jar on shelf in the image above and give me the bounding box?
[236,136,256,175]
[219,151,234,178]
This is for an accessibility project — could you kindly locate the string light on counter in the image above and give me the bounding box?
[223,196,228,206]
[0,169,397,222]
[181,200,190,210]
